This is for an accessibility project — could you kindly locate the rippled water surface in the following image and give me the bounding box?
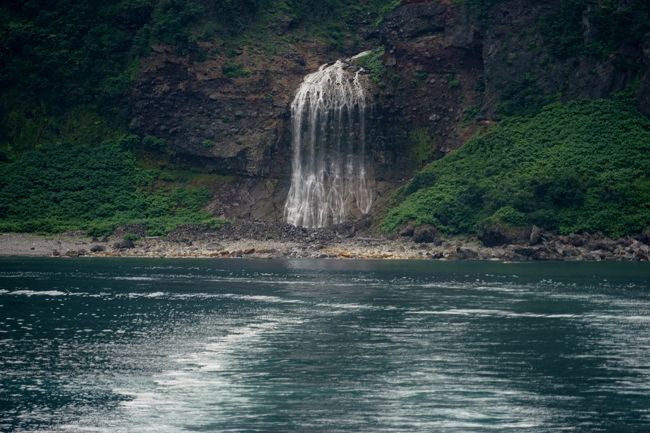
[1,258,649,432]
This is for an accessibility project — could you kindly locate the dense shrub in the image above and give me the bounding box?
[354,47,386,87]
[0,140,224,236]
[383,97,650,237]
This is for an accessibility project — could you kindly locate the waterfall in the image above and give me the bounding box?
[284,58,374,228]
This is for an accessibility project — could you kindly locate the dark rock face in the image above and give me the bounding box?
[90,245,105,253]
[478,225,510,247]
[638,34,650,116]
[478,223,530,247]
[638,227,650,245]
[481,1,638,111]
[378,0,484,176]
[129,45,308,178]
[529,225,542,245]
[113,239,135,250]
[207,177,288,221]
[412,224,439,243]
[399,224,415,237]
[383,2,448,40]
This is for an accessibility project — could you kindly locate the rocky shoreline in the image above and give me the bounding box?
[1,220,649,262]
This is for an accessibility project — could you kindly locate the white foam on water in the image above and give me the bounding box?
[113,276,158,281]
[222,293,305,304]
[408,308,579,319]
[109,315,307,432]
[9,290,68,297]
[317,302,375,311]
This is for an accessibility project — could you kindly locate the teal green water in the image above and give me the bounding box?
[1,258,649,432]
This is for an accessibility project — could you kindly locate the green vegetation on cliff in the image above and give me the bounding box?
[0,139,224,236]
[354,47,386,86]
[383,97,650,237]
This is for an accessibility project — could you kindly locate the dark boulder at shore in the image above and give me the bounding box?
[412,224,439,244]
[113,240,135,250]
[478,224,530,247]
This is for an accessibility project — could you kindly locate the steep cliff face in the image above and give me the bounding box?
[376,0,648,172]
[480,1,643,112]
[130,44,307,177]
[128,42,332,219]
[377,0,484,176]
[127,0,650,223]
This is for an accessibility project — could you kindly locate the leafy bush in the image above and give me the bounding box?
[123,233,140,242]
[353,47,386,86]
[222,61,252,78]
[0,140,225,236]
[383,97,650,237]
[448,78,460,89]
[486,206,527,226]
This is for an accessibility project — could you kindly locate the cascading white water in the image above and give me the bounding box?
[284,58,374,228]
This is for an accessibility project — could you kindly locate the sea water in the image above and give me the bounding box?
[1,258,649,432]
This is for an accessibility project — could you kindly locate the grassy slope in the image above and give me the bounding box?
[382,97,650,237]
[0,139,225,236]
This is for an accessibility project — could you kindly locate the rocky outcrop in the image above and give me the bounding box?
[478,223,530,247]
[376,0,647,174]
[113,239,135,250]
[481,1,640,113]
[129,43,310,177]
[638,34,650,116]
[378,0,484,175]
[412,224,439,244]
